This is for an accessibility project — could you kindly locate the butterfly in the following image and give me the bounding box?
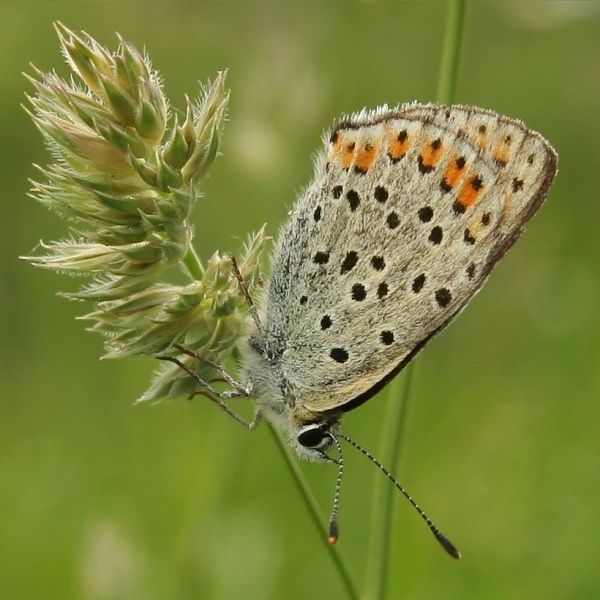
[165,103,557,555]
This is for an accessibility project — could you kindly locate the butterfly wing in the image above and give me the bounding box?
[262,104,557,413]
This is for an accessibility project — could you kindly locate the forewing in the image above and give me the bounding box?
[263,104,557,412]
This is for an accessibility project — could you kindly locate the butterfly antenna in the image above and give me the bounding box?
[325,434,345,545]
[230,255,264,335]
[337,432,461,559]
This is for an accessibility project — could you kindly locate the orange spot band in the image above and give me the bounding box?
[443,157,467,189]
[458,175,484,208]
[355,143,377,173]
[493,145,510,166]
[419,139,443,169]
[388,130,410,162]
[341,141,356,169]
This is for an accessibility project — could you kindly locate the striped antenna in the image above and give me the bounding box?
[337,432,461,559]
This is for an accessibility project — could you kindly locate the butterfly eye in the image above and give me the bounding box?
[297,424,329,449]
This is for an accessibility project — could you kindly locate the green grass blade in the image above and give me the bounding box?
[364,1,467,598]
[363,368,415,600]
[182,243,204,280]
[268,425,361,600]
[437,0,467,106]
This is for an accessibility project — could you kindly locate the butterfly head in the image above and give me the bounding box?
[294,421,340,462]
[258,392,342,461]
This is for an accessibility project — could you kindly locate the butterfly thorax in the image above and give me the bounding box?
[242,332,341,462]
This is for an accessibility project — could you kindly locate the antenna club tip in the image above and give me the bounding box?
[328,522,339,545]
[445,544,461,560]
[328,517,339,545]
[434,531,461,559]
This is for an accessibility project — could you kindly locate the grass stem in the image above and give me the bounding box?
[183,244,204,280]
[268,425,360,600]
[363,368,415,600]
[437,0,467,106]
[364,2,467,597]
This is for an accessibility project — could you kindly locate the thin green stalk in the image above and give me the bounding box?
[363,368,414,600]
[436,0,467,106]
[268,425,360,600]
[364,2,467,598]
[182,244,204,280]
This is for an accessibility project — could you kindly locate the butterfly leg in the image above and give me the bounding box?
[158,349,260,430]
[172,343,249,396]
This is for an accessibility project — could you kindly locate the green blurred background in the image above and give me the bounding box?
[1,2,598,599]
